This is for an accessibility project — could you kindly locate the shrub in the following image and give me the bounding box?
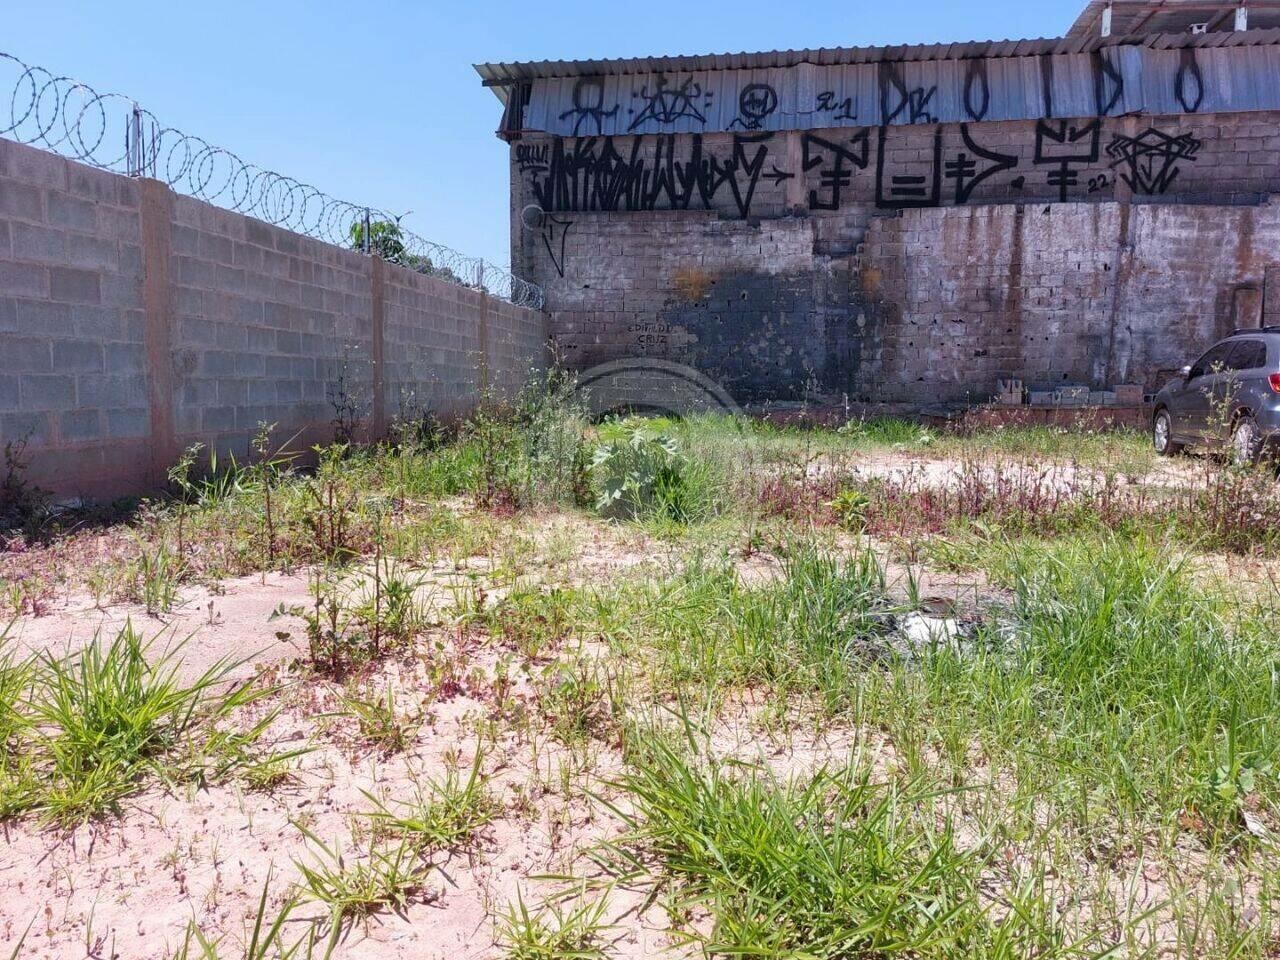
[590,422,712,525]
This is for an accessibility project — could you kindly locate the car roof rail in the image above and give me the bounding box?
[1228,326,1280,336]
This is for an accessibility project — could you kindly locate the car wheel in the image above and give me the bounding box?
[1153,410,1182,457]
[1231,415,1262,467]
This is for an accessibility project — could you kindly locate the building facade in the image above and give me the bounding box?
[480,2,1280,408]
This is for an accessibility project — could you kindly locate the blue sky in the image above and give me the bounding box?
[5,1,1082,273]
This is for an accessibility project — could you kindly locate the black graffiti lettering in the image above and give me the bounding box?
[648,134,701,209]
[559,78,620,136]
[945,124,1020,204]
[1039,54,1056,119]
[879,62,937,125]
[516,144,549,173]
[802,131,871,211]
[963,61,990,121]
[540,217,572,278]
[627,75,712,131]
[703,134,774,218]
[528,134,782,219]
[1092,50,1125,116]
[1106,128,1202,195]
[729,83,778,131]
[1176,49,1205,113]
[1033,119,1101,202]
[1087,173,1111,194]
[816,90,856,121]
[876,127,943,209]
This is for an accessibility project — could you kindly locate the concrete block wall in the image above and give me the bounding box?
[0,137,149,495]
[167,194,377,461]
[0,139,547,501]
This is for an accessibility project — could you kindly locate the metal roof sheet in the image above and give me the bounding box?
[1070,2,1280,39]
[494,37,1280,136]
[475,28,1280,104]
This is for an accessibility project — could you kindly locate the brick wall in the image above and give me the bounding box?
[0,138,547,501]
[512,110,1280,407]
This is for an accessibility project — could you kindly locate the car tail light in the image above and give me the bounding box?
[1271,373,1280,394]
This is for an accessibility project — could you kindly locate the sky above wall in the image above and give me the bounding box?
[5,0,1083,275]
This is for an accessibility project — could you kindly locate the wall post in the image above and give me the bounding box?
[370,255,387,439]
[139,178,178,487]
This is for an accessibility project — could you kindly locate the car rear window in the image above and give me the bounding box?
[1226,339,1268,371]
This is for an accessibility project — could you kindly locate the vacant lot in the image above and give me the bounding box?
[3,379,1280,959]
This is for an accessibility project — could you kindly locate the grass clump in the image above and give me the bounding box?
[606,723,1086,959]
[645,545,894,713]
[360,750,495,853]
[496,887,610,960]
[839,416,936,448]
[7,625,267,825]
[292,829,430,952]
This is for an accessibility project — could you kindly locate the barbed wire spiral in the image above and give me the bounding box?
[0,51,543,309]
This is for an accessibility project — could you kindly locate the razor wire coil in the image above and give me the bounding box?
[0,51,543,309]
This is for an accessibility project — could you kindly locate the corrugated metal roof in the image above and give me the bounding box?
[490,35,1280,136]
[1070,2,1280,39]
[475,28,1280,104]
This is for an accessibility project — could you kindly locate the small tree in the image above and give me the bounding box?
[349,219,407,264]
[349,218,466,286]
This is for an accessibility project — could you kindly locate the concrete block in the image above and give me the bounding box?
[46,193,97,232]
[1114,384,1144,406]
[13,299,77,337]
[98,208,141,243]
[217,378,249,406]
[99,275,143,309]
[202,406,235,432]
[1,334,53,372]
[105,342,146,375]
[0,181,44,222]
[0,374,18,410]
[78,374,145,409]
[49,267,101,303]
[52,339,104,373]
[20,374,76,410]
[59,408,103,442]
[105,407,148,440]
[0,298,15,334]
[7,144,67,190]
[0,261,49,299]
[66,234,119,271]
[246,326,275,352]
[199,231,235,265]
[11,222,65,263]
[2,411,54,445]
[68,165,122,204]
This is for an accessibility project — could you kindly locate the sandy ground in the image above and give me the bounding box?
[2,451,1275,958]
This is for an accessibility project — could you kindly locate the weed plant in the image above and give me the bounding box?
[5,626,268,824]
